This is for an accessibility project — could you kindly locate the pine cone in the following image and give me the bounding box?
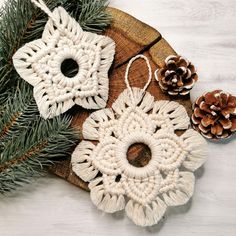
[155,55,198,96]
[191,90,236,139]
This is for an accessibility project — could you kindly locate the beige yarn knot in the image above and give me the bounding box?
[13,0,115,119]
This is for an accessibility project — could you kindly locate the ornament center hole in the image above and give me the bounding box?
[61,58,79,78]
[127,143,151,167]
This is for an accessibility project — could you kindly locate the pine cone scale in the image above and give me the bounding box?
[183,79,195,89]
[177,78,184,87]
[231,119,236,132]
[228,96,236,107]
[211,123,223,136]
[194,107,205,118]
[177,57,188,67]
[199,101,214,114]
[198,123,211,135]
[205,91,220,104]
[219,118,232,129]
[222,107,235,118]
[196,96,204,106]
[201,115,217,127]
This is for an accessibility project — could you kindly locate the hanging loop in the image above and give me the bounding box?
[31,0,53,17]
[154,68,160,84]
[125,54,152,102]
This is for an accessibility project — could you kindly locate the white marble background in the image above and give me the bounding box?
[0,0,236,235]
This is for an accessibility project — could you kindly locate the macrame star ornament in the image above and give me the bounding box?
[71,55,207,227]
[13,0,115,119]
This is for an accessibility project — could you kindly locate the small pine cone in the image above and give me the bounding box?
[191,90,236,139]
[155,55,198,96]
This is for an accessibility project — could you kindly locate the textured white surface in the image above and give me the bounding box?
[0,0,236,235]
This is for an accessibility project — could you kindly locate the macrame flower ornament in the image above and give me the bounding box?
[13,0,115,119]
[71,55,207,227]
[154,55,198,96]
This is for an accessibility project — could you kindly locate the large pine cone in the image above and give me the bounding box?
[191,90,236,139]
[155,55,198,96]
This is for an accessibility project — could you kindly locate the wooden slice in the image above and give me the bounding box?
[48,7,192,191]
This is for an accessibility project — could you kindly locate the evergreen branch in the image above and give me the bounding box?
[69,0,111,32]
[0,83,38,141]
[0,89,78,193]
[0,112,21,139]
[0,140,47,173]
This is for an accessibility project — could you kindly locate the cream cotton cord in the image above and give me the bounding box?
[124,54,152,102]
[31,0,53,17]
[71,54,207,227]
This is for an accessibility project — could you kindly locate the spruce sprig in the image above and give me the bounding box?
[0,0,111,194]
[0,83,78,194]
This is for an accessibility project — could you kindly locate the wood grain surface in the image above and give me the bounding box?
[1,1,236,236]
[48,7,192,191]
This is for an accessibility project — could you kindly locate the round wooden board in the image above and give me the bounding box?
[49,7,192,192]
